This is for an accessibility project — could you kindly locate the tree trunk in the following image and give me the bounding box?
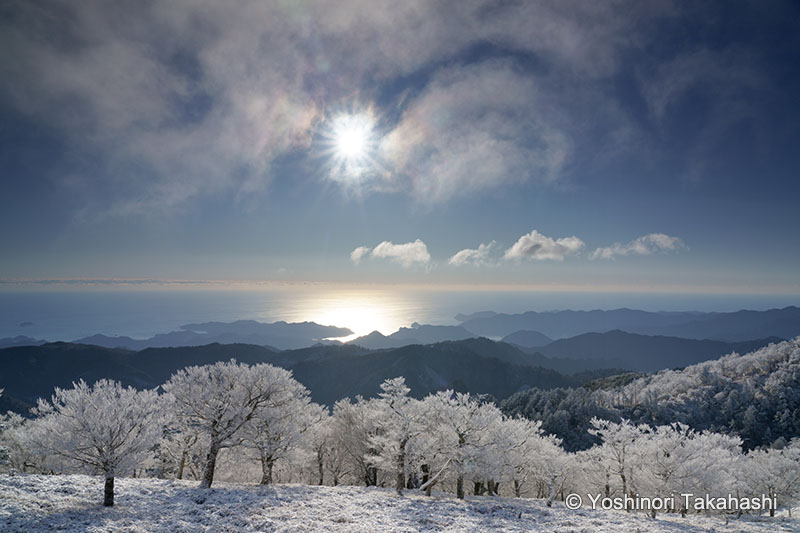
[395,438,407,495]
[420,459,450,497]
[178,450,187,480]
[513,479,521,498]
[546,480,556,507]
[200,444,220,489]
[366,466,378,487]
[104,476,115,507]
[421,464,430,485]
[260,454,274,485]
[456,475,465,499]
[474,481,483,496]
[317,449,324,486]
[425,478,435,497]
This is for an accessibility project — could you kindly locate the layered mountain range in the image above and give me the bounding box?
[3,306,796,351]
[1,306,796,417]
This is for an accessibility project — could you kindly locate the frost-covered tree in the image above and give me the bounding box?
[0,411,55,475]
[628,423,724,517]
[535,435,574,506]
[368,377,424,494]
[304,414,334,485]
[580,419,746,517]
[316,415,352,486]
[241,378,323,485]
[682,431,743,512]
[329,396,382,486]
[588,417,646,503]
[745,440,800,517]
[417,391,499,499]
[493,416,551,498]
[27,379,162,506]
[154,403,208,480]
[162,359,301,488]
[468,415,523,496]
[628,423,693,516]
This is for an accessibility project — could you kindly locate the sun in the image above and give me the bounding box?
[318,110,382,184]
[331,113,374,161]
[333,116,371,160]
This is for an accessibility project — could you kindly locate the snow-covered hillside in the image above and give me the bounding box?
[2,474,798,533]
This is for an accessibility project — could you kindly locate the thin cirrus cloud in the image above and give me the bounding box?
[351,240,431,268]
[1,0,715,214]
[503,230,585,262]
[590,233,686,260]
[379,61,570,203]
[448,241,497,267]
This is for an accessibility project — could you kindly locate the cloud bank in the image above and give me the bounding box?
[591,233,686,260]
[504,230,585,262]
[351,240,430,268]
[448,241,496,267]
[356,231,686,267]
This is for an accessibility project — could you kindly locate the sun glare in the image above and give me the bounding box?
[334,119,370,159]
[320,110,381,184]
[331,113,374,160]
[297,290,405,342]
[314,304,392,342]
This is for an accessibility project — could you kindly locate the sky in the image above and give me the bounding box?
[1,0,799,294]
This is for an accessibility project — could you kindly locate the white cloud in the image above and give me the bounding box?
[350,246,371,265]
[0,1,682,212]
[448,241,496,267]
[380,61,570,203]
[591,233,686,260]
[353,239,431,268]
[503,230,584,261]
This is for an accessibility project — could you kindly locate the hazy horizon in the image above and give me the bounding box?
[2,286,797,343]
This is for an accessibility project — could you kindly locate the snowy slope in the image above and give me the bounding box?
[2,474,799,532]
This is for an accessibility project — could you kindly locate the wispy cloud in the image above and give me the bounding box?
[448,241,497,267]
[504,230,584,262]
[0,1,679,214]
[351,240,431,268]
[380,61,570,202]
[350,246,372,265]
[591,233,686,260]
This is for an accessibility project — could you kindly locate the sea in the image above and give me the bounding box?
[1,287,798,342]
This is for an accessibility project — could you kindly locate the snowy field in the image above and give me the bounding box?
[1,474,798,533]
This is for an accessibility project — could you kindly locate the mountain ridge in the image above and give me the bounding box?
[458,306,800,341]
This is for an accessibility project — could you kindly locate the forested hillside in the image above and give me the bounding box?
[501,338,800,450]
[0,339,614,413]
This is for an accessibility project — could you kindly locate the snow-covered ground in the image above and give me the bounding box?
[1,474,798,532]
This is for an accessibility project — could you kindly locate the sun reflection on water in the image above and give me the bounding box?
[283,289,419,342]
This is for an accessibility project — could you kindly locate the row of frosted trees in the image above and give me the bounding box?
[1,360,799,517]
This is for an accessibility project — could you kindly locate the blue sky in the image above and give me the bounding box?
[1,1,799,293]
